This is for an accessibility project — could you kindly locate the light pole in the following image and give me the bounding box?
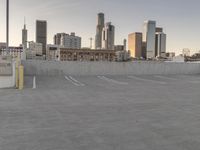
[6,0,9,53]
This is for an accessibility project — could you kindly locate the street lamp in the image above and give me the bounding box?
[6,0,9,53]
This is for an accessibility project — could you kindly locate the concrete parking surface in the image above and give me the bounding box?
[0,75,200,150]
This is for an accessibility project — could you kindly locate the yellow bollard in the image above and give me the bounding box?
[19,65,24,90]
[15,57,19,88]
[15,66,19,88]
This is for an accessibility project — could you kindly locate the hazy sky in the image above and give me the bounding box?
[0,0,200,54]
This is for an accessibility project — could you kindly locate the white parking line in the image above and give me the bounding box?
[69,76,85,86]
[180,75,200,79]
[188,81,200,84]
[97,76,128,85]
[128,76,167,84]
[64,76,85,86]
[33,76,36,89]
[154,75,177,81]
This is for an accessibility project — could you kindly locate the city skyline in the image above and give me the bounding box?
[0,0,200,54]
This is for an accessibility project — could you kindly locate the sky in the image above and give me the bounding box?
[0,0,200,55]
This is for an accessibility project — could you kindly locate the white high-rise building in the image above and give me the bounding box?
[102,22,115,50]
[155,28,166,57]
[143,20,156,59]
[54,32,81,49]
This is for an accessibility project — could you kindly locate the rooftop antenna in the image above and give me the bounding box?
[24,17,26,28]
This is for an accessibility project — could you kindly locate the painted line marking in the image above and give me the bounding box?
[179,75,200,82]
[154,75,177,81]
[97,76,128,85]
[65,76,80,86]
[180,75,200,79]
[69,76,85,86]
[128,76,167,84]
[32,76,36,89]
[64,76,85,86]
[188,81,200,84]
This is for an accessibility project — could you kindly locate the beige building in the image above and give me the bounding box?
[46,44,59,60]
[29,42,43,56]
[0,46,23,58]
[56,48,116,61]
[128,33,142,58]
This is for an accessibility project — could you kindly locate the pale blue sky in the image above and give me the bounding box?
[0,0,200,54]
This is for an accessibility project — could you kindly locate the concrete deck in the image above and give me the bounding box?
[0,75,200,149]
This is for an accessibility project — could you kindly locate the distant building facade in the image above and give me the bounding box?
[46,44,60,60]
[95,13,105,49]
[128,32,143,58]
[102,22,115,50]
[155,27,166,57]
[143,20,156,59]
[116,50,130,62]
[29,41,43,56]
[0,42,6,50]
[114,39,127,51]
[166,52,176,58]
[48,48,116,61]
[182,48,190,57]
[36,20,47,55]
[114,45,125,51]
[54,32,81,49]
[54,33,62,46]
[59,48,116,61]
[0,46,23,58]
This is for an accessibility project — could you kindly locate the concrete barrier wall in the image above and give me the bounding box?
[22,60,200,76]
[0,62,16,88]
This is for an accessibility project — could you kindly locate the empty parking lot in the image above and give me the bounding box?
[0,75,200,150]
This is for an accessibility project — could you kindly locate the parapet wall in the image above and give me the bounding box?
[0,56,12,76]
[0,61,15,88]
[22,60,200,76]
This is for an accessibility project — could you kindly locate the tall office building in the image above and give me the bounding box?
[128,32,142,58]
[22,22,28,49]
[123,39,127,51]
[102,22,115,50]
[54,33,62,46]
[95,13,105,49]
[36,20,47,55]
[54,32,81,49]
[155,28,166,57]
[143,20,156,58]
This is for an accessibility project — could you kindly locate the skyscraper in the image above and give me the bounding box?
[36,20,47,55]
[128,32,142,58]
[95,13,104,49]
[22,20,27,49]
[143,20,156,59]
[155,28,166,57]
[54,33,62,46]
[102,22,115,50]
[123,39,127,51]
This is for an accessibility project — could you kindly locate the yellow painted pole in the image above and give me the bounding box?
[15,66,19,88]
[19,65,24,90]
[15,57,19,88]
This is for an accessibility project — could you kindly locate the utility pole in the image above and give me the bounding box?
[6,0,9,53]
